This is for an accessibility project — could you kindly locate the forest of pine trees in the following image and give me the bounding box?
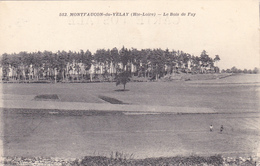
[0,47,221,82]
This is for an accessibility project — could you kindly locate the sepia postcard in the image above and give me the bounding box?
[0,0,259,165]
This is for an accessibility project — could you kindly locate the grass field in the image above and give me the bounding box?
[2,74,259,111]
[1,74,260,164]
[3,109,259,159]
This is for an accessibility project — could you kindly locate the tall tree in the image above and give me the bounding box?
[214,55,220,67]
[119,46,129,71]
[110,47,120,74]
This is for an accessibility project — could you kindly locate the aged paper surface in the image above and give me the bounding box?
[0,0,259,164]
[0,0,259,69]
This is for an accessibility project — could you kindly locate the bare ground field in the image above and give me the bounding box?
[1,74,260,162]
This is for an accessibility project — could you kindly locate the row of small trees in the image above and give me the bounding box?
[0,47,220,82]
[221,67,259,74]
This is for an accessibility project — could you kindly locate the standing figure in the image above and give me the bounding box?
[210,125,213,132]
[220,125,224,133]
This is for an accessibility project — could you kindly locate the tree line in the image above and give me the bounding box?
[221,66,259,74]
[0,47,221,82]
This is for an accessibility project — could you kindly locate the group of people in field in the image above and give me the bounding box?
[209,125,224,133]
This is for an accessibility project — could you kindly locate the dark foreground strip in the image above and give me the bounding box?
[2,155,257,166]
[3,108,124,116]
[2,108,259,117]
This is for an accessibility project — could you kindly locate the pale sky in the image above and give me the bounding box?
[0,0,259,70]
